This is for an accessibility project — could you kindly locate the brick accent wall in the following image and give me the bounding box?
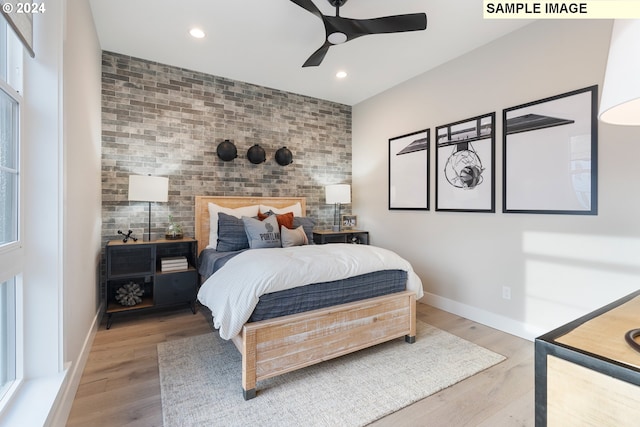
[101,51,352,246]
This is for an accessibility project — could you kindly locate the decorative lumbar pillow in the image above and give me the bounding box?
[280,225,309,248]
[259,203,303,217]
[258,210,294,229]
[207,203,259,249]
[293,216,316,244]
[216,212,249,252]
[242,215,281,249]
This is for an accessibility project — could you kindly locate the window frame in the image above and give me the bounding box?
[0,17,24,409]
[0,79,21,253]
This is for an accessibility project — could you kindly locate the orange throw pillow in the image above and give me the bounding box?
[258,211,294,229]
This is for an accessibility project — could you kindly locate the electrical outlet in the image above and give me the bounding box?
[502,286,511,300]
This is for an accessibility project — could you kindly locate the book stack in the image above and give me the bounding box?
[161,256,188,272]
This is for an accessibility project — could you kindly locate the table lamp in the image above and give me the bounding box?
[598,19,640,353]
[128,175,169,241]
[325,184,351,231]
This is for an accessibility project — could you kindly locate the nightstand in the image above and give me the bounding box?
[535,290,640,426]
[312,230,369,245]
[105,237,198,329]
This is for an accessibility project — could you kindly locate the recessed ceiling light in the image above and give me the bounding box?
[189,28,206,39]
[336,71,347,79]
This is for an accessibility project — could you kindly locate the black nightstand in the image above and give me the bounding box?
[312,230,369,245]
[105,237,198,329]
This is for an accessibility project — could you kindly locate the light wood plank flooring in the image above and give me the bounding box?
[66,303,534,426]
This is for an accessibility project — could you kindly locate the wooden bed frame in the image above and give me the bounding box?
[194,196,417,400]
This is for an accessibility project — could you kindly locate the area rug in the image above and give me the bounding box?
[158,321,505,427]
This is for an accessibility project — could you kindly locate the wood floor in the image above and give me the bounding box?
[66,303,535,426]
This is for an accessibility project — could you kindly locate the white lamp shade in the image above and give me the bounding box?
[325,184,351,204]
[128,175,169,202]
[599,19,640,125]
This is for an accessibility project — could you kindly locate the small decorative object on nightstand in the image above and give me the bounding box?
[341,214,357,229]
[117,229,137,243]
[165,215,183,240]
[313,229,369,245]
[115,281,144,306]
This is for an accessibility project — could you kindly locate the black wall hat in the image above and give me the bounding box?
[216,139,237,161]
[275,147,293,166]
[247,144,266,164]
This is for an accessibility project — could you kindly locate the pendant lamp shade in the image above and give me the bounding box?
[599,19,640,125]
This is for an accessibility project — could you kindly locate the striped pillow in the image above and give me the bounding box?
[216,212,249,252]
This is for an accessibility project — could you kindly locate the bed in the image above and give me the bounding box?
[194,196,422,400]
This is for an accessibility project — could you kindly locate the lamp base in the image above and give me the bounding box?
[333,202,343,232]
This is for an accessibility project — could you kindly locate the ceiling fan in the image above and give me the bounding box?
[290,0,427,67]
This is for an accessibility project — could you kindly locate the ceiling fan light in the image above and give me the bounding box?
[189,28,206,39]
[328,32,347,45]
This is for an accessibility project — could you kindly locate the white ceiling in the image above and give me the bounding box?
[89,0,532,106]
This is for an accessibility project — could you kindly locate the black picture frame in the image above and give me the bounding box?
[503,85,598,215]
[435,113,496,212]
[388,129,430,210]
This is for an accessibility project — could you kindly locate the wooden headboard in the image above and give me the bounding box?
[194,196,307,255]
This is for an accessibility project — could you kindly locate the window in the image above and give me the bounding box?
[0,16,23,405]
[0,279,16,400]
[0,83,19,247]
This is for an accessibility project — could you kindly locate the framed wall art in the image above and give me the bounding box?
[341,215,357,229]
[435,113,495,212]
[502,85,598,215]
[388,129,430,210]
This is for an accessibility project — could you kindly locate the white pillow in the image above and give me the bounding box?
[259,202,302,217]
[280,225,308,248]
[207,203,259,249]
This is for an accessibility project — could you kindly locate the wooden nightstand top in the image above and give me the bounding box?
[553,293,640,369]
[107,237,196,246]
[312,229,367,235]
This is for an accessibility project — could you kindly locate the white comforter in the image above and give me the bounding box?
[197,244,424,339]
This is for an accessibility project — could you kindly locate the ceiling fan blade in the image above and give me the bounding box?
[303,42,332,67]
[289,0,324,20]
[291,2,428,68]
[332,13,427,40]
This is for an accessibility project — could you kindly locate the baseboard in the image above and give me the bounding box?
[46,302,104,427]
[420,292,544,342]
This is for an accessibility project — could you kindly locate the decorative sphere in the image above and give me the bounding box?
[217,139,237,161]
[459,165,482,188]
[275,147,293,166]
[444,150,484,189]
[247,144,266,164]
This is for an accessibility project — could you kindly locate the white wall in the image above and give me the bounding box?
[62,0,102,363]
[353,20,640,340]
[57,0,103,423]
